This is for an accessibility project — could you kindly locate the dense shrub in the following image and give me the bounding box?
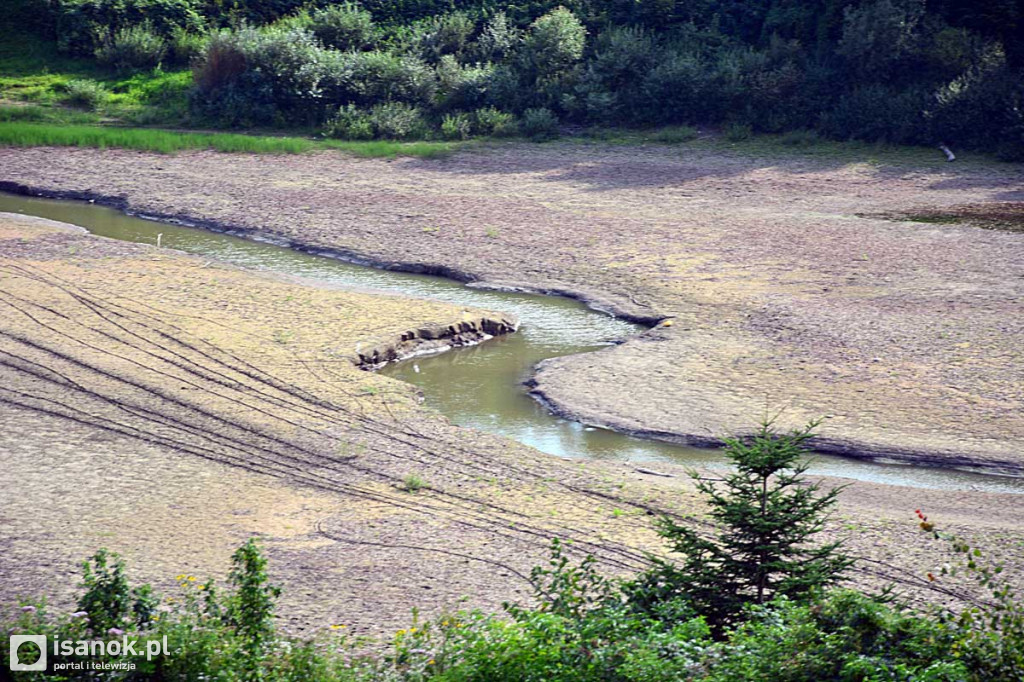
[55,0,203,57]
[409,11,475,64]
[31,0,1024,153]
[191,26,320,126]
[324,103,375,139]
[366,101,427,139]
[519,106,559,140]
[325,102,427,139]
[339,50,437,107]
[522,7,585,76]
[309,3,376,52]
[821,84,929,144]
[61,78,108,109]
[473,106,516,136]
[470,11,521,63]
[95,24,167,71]
[440,111,473,139]
[167,26,208,66]
[575,26,659,124]
[436,55,493,111]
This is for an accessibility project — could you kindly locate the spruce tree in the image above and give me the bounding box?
[629,420,851,632]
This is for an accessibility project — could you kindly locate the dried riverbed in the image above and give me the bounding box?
[1,141,1023,634]
[1,143,1022,472]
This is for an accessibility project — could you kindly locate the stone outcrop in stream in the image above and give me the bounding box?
[355,314,518,369]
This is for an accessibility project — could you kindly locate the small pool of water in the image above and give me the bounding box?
[3,191,1021,494]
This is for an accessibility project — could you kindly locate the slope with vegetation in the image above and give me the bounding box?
[2,0,1022,156]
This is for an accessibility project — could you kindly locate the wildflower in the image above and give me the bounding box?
[196,584,206,591]
[330,624,346,630]
[20,606,36,613]
[175,574,185,581]
[428,659,435,665]
[107,628,125,636]
[397,629,406,636]
[410,627,417,634]
[927,572,936,582]
[187,576,196,582]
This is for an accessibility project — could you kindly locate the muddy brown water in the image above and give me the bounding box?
[2,191,1021,494]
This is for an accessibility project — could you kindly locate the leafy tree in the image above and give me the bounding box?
[627,419,851,632]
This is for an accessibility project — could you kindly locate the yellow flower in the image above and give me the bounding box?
[175,574,185,581]
[330,624,346,630]
[187,576,197,582]
[428,659,435,665]
[197,584,206,591]
[409,628,417,634]
[397,629,406,636]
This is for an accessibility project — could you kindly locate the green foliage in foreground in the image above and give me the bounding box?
[2,422,1021,680]
[0,122,457,157]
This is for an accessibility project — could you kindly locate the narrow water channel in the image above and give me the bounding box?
[2,191,1021,494]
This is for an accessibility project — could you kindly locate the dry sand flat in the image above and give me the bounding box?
[1,143,1021,469]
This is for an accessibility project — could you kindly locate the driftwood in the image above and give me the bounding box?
[634,467,674,478]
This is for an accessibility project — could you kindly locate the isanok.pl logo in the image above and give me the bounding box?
[9,635,47,672]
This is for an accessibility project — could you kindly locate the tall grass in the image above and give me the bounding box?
[0,122,456,157]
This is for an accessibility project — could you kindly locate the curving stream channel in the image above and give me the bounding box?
[2,191,1022,494]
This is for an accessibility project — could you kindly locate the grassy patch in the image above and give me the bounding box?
[0,122,458,157]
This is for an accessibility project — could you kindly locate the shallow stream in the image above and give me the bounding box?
[2,191,1021,493]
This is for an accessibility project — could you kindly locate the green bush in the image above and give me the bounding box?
[821,84,928,144]
[167,26,208,66]
[409,11,475,64]
[440,111,473,140]
[61,78,108,109]
[340,50,438,107]
[522,7,586,78]
[55,0,203,57]
[575,25,658,124]
[309,2,376,52]
[191,26,329,126]
[705,591,969,681]
[95,24,168,72]
[470,11,521,63]
[367,102,426,140]
[436,55,494,111]
[520,106,559,140]
[325,103,375,140]
[473,107,516,136]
